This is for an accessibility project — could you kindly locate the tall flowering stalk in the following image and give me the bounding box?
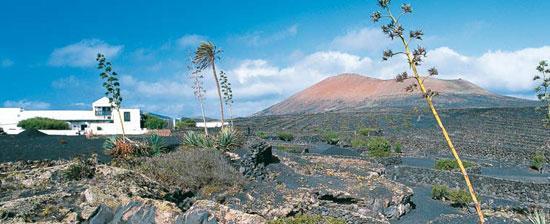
[371,1,485,222]
[97,53,125,137]
[220,71,234,127]
[191,67,209,135]
[534,60,550,127]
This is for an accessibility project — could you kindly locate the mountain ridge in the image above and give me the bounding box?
[255,73,537,116]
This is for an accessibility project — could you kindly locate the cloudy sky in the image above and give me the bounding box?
[1,0,550,117]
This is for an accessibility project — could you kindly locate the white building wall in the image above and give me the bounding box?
[0,98,147,136]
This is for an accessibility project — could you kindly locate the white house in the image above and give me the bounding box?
[0,97,146,135]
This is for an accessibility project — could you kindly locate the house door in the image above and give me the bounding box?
[80,124,88,131]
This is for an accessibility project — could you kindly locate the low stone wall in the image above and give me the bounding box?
[390,166,550,204]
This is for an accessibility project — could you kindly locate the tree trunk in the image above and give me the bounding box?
[210,57,225,128]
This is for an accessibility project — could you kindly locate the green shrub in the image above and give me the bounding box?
[18,117,69,130]
[216,127,242,151]
[256,131,269,139]
[268,214,346,224]
[431,184,449,200]
[277,131,294,142]
[176,119,196,130]
[431,184,474,207]
[531,152,546,171]
[448,189,473,207]
[358,127,378,137]
[143,115,168,129]
[64,156,96,181]
[321,131,340,145]
[435,159,474,171]
[351,138,368,148]
[138,149,243,191]
[393,142,402,153]
[367,137,391,157]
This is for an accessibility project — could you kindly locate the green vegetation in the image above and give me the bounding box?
[267,214,346,224]
[351,138,368,148]
[64,156,96,181]
[148,134,167,156]
[431,184,474,207]
[321,131,340,145]
[435,159,474,171]
[193,42,226,128]
[182,128,242,151]
[358,127,378,137]
[18,117,69,130]
[527,209,547,224]
[531,152,546,172]
[175,119,196,130]
[138,149,242,191]
[393,142,403,153]
[256,131,269,139]
[143,115,168,129]
[533,60,550,127]
[277,131,294,142]
[97,53,126,136]
[367,137,391,157]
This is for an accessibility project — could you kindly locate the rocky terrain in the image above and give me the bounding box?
[256,74,538,116]
[0,139,417,224]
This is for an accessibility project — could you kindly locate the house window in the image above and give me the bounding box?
[124,112,131,122]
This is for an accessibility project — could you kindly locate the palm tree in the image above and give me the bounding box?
[193,42,225,128]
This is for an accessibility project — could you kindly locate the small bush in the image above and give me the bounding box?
[431,184,474,207]
[358,127,378,137]
[268,214,346,224]
[351,138,368,148]
[64,156,97,181]
[448,189,473,207]
[393,142,402,153]
[18,117,69,130]
[277,131,294,142]
[367,137,391,157]
[143,115,168,129]
[531,152,546,171]
[321,131,339,145]
[176,119,196,130]
[431,184,449,200]
[138,149,243,191]
[256,131,269,139]
[435,159,474,171]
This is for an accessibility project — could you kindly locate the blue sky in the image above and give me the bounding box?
[1,0,550,117]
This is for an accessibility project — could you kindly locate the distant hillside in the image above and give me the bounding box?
[256,73,538,116]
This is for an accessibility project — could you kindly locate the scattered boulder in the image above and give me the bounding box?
[183,200,266,224]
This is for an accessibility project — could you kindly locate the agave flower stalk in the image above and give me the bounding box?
[191,68,209,135]
[372,1,484,222]
[97,53,126,137]
[534,60,550,127]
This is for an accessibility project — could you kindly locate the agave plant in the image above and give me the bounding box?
[149,134,167,156]
[528,210,547,224]
[182,131,214,149]
[216,127,242,151]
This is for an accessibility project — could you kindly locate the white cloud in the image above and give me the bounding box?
[330,27,391,52]
[122,74,194,98]
[177,34,207,48]
[235,24,299,47]
[1,59,14,67]
[3,100,51,109]
[228,45,550,109]
[48,39,123,67]
[51,75,81,89]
